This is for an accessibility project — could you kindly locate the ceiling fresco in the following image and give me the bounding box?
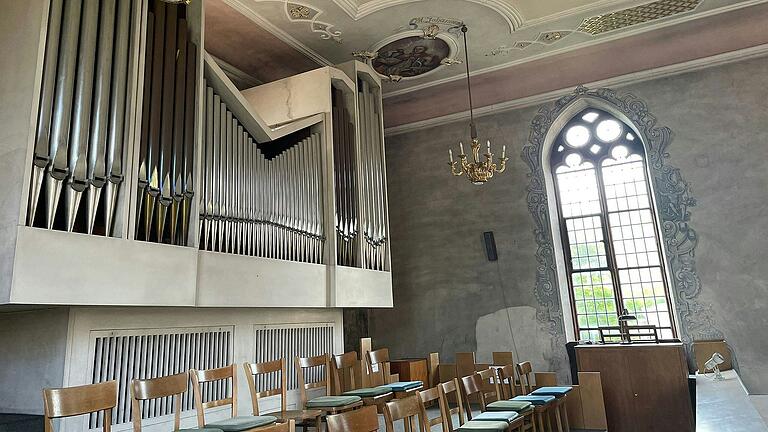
[210,0,765,95]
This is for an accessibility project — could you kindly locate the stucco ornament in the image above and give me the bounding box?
[521,86,727,376]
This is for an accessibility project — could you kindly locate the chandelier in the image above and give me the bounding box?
[448,25,508,185]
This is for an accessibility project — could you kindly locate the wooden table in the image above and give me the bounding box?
[576,342,694,432]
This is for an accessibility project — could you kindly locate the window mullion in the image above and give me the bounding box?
[594,162,624,319]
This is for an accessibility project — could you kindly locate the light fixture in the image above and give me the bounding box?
[448,25,508,185]
[704,352,726,381]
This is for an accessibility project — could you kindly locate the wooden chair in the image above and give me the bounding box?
[326,405,379,432]
[460,374,526,432]
[383,395,426,432]
[295,354,363,414]
[332,351,394,409]
[477,368,501,405]
[259,420,296,432]
[43,381,117,432]
[244,359,323,430]
[366,348,423,398]
[516,362,571,432]
[418,387,445,431]
[437,379,466,431]
[131,372,218,432]
[496,366,537,432]
[190,365,278,431]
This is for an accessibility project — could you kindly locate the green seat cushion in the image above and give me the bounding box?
[531,386,573,397]
[511,395,556,405]
[382,381,422,392]
[343,386,392,397]
[205,415,276,432]
[457,420,510,431]
[473,411,519,423]
[180,429,224,432]
[486,400,533,412]
[306,395,362,408]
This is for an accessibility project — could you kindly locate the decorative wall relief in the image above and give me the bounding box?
[522,86,726,374]
[509,30,572,52]
[285,2,343,43]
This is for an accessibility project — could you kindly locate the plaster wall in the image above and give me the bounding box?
[370,55,768,393]
[0,308,69,414]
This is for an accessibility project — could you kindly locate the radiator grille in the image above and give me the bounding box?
[88,327,233,428]
[252,323,335,395]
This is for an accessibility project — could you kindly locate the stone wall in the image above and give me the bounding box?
[369,55,768,393]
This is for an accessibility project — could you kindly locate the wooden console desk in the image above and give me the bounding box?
[576,343,694,432]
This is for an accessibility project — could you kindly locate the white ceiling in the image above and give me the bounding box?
[222,0,766,94]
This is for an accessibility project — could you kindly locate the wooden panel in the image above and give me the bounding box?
[533,372,557,387]
[576,343,693,432]
[577,372,607,430]
[492,352,514,366]
[360,338,373,387]
[428,353,440,387]
[390,359,428,384]
[456,352,476,379]
[693,340,732,372]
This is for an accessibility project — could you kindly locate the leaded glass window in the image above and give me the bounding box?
[550,109,676,341]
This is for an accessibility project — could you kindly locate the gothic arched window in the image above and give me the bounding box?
[550,109,676,341]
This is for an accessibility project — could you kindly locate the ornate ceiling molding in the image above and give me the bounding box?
[331,0,523,33]
[383,0,768,100]
[284,1,344,43]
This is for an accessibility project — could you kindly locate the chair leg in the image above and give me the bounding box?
[546,410,552,432]
[554,405,563,432]
[536,412,544,432]
[562,401,570,432]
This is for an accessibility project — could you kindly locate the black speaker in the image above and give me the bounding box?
[483,231,497,261]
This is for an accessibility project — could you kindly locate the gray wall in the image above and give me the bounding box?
[0,308,69,413]
[371,55,768,393]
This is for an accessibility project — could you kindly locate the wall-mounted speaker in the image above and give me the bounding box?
[483,231,498,261]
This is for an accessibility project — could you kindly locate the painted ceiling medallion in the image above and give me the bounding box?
[284,2,343,43]
[577,0,702,35]
[369,30,458,81]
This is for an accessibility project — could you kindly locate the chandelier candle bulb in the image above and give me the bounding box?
[502,145,506,159]
[449,148,454,163]
[459,142,465,156]
[487,140,491,155]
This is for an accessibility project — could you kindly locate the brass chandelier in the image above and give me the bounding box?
[448,25,508,185]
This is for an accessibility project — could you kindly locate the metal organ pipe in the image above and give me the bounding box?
[198,85,325,263]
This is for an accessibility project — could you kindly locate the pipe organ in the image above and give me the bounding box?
[2,0,392,308]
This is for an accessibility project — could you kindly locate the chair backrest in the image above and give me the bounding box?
[460,373,489,419]
[295,354,330,407]
[259,419,296,432]
[418,386,445,430]
[496,365,519,399]
[43,381,118,432]
[383,394,426,432]
[244,359,287,415]
[332,351,360,394]
[437,378,466,431]
[516,362,534,395]
[477,368,501,404]
[327,405,379,432]
[131,372,188,431]
[190,364,238,428]
[366,348,391,384]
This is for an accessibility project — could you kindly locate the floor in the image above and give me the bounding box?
[697,370,768,432]
[0,414,42,432]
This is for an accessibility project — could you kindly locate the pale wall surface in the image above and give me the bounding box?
[0,308,69,413]
[370,55,768,393]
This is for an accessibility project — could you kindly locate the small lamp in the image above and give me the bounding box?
[704,352,726,381]
[617,308,637,344]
